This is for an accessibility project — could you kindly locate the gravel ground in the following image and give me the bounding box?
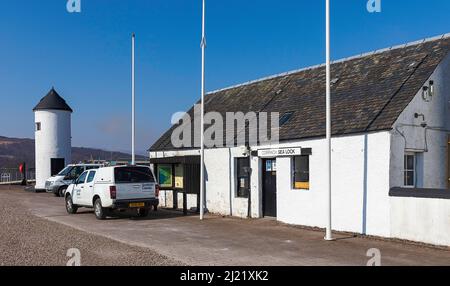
[0,188,182,266]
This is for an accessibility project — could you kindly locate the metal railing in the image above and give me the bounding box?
[0,168,35,183]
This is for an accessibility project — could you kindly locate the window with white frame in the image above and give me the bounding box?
[404,152,416,187]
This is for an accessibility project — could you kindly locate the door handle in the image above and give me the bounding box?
[81,186,84,189]
[89,186,92,188]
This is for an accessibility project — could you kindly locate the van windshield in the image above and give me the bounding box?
[57,166,73,176]
[59,166,85,179]
[114,167,155,183]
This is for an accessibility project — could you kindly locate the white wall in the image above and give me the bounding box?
[273,132,391,237]
[35,110,72,189]
[390,196,450,246]
[391,52,450,189]
[158,191,198,210]
[151,132,392,237]
[386,53,450,246]
[204,147,251,218]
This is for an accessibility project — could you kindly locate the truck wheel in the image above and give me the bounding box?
[65,195,78,214]
[94,198,108,220]
[137,208,149,218]
[58,186,67,198]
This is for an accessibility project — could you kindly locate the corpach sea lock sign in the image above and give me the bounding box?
[258,147,301,158]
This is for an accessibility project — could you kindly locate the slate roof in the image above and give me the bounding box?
[150,34,450,151]
[33,88,73,112]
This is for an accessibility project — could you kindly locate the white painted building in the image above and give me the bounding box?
[150,35,450,246]
[34,88,73,190]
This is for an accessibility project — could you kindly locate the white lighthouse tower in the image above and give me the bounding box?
[33,88,73,190]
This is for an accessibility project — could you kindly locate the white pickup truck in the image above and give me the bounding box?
[65,165,160,219]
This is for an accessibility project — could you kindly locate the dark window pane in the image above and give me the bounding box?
[114,167,155,183]
[58,166,72,176]
[87,171,96,183]
[404,171,414,186]
[406,155,415,170]
[68,166,85,179]
[77,172,87,184]
[236,158,250,198]
[279,112,294,126]
[293,155,310,189]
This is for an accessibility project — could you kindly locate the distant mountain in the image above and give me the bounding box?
[0,136,147,169]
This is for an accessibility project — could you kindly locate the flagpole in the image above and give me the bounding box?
[325,0,333,241]
[200,0,206,220]
[131,33,136,166]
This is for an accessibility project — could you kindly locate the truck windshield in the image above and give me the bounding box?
[57,166,73,176]
[114,167,155,183]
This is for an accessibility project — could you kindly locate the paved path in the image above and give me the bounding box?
[2,186,450,266]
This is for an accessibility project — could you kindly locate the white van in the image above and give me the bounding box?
[45,164,103,197]
[65,165,160,219]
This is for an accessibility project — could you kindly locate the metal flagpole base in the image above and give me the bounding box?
[324,231,335,241]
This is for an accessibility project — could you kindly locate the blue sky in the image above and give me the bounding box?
[0,0,449,153]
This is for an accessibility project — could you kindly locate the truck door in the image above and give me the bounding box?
[80,170,96,206]
[72,171,88,205]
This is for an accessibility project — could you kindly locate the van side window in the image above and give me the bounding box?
[87,171,96,183]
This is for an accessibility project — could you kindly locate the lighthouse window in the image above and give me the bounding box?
[36,122,41,131]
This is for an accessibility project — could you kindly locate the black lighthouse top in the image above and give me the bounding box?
[33,88,73,112]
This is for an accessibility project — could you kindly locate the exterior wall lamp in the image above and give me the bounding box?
[241,145,251,157]
[422,80,434,102]
[414,113,428,128]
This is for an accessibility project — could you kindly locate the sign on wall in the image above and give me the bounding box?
[258,147,302,158]
[158,164,173,188]
[174,164,184,189]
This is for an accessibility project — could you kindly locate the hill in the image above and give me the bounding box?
[0,136,146,169]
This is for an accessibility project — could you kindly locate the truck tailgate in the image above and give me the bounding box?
[116,183,156,200]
